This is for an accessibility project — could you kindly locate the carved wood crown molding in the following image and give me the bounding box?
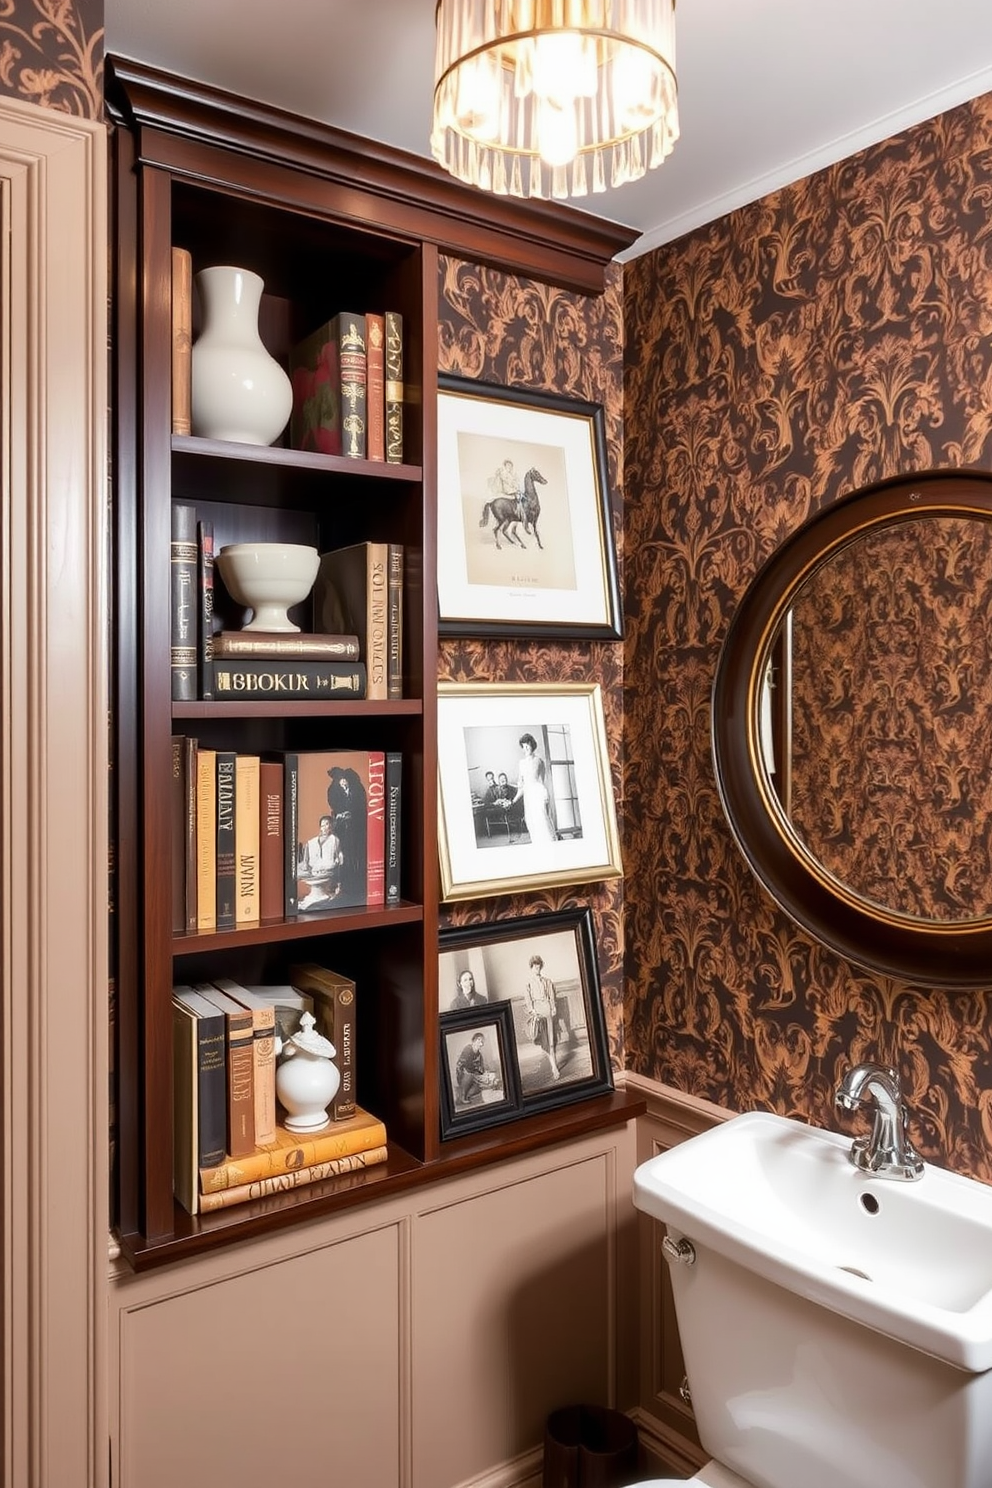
[104,54,638,296]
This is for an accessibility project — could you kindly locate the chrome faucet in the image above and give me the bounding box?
[834,1062,925,1181]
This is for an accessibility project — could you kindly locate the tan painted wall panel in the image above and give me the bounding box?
[411,1149,627,1488]
[117,1223,402,1488]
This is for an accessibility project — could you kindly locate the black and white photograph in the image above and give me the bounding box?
[439,909,614,1120]
[436,375,622,640]
[466,721,581,851]
[438,682,623,900]
[438,1002,523,1139]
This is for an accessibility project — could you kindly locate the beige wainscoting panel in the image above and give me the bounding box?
[0,95,108,1488]
[411,1133,638,1488]
[109,1122,639,1488]
[115,1220,403,1488]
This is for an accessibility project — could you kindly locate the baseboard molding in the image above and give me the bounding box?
[452,1443,543,1488]
[629,1405,708,1479]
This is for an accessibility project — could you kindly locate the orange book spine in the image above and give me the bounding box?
[199,1105,384,1192]
[199,1145,388,1211]
[171,247,192,436]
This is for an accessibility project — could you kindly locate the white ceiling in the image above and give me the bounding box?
[104,0,992,260]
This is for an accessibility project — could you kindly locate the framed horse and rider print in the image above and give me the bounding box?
[435,374,622,639]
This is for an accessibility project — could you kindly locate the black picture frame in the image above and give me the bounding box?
[438,907,614,1127]
[438,1000,523,1140]
[436,373,622,640]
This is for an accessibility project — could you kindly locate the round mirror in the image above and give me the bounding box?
[712,467,992,986]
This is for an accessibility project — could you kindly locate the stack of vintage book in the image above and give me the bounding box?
[173,967,388,1215]
[170,513,404,705]
[171,745,403,932]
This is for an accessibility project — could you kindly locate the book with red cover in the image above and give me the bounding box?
[284,748,385,914]
[288,311,366,459]
[259,759,284,921]
[365,311,385,462]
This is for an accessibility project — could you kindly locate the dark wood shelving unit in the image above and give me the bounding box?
[107,55,640,1268]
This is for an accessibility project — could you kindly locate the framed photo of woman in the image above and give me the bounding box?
[438,1001,523,1139]
[435,374,622,640]
[437,681,623,901]
[439,908,614,1123]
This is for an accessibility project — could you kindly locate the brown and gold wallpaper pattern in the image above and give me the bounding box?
[0,0,102,118]
[788,517,992,921]
[437,254,628,1071]
[623,93,992,1180]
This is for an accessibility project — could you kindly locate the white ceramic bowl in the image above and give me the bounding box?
[215,542,320,632]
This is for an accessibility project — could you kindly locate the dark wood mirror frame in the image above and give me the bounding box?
[712,466,992,988]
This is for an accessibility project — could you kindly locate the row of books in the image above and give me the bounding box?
[172,967,388,1215]
[172,744,402,933]
[171,248,405,466]
[170,509,404,704]
[288,308,404,463]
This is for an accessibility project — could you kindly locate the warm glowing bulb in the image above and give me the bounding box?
[536,94,579,168]
[454,52,502,140]
[532,30,596,103]
[612,43,660,128]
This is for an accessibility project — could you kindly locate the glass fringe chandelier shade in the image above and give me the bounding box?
[431,0,678,201]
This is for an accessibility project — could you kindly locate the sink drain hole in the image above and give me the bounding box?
[860,1192,880,1215]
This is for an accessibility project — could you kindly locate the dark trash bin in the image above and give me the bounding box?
[544,1404,639,1488]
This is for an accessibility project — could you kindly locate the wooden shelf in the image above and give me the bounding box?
[173,901,424,953]
[173,699,423,721]
[172,431,422,483]
[117,1089,645,1271]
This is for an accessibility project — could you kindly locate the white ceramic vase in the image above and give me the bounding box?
[275,1012,340,1133]
[190,265,293,446]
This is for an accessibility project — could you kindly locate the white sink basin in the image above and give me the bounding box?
[633,1110,992,1372]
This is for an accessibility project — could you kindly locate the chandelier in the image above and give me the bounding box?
[431,0,678,201]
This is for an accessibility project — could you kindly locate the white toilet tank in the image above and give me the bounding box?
[659,1226,992,1488]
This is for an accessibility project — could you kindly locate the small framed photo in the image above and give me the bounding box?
[439,908,614,1122]
[436,374,622,639]
[437,682,623,901]
[439,1001,523,1139]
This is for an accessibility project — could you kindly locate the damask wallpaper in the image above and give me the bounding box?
[437,255,628,1071]
[624,93,992,1181]
[788,517,992,922]
[0,0,102,118]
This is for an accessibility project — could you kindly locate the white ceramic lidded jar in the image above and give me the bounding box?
[190,265,293,446]
[275,1011,341,1133]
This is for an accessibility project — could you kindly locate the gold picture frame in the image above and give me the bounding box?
[437,682,623,901]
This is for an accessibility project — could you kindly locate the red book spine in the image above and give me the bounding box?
[259,760,284,920]
[366,751,385,906]
[365,312,385,462]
